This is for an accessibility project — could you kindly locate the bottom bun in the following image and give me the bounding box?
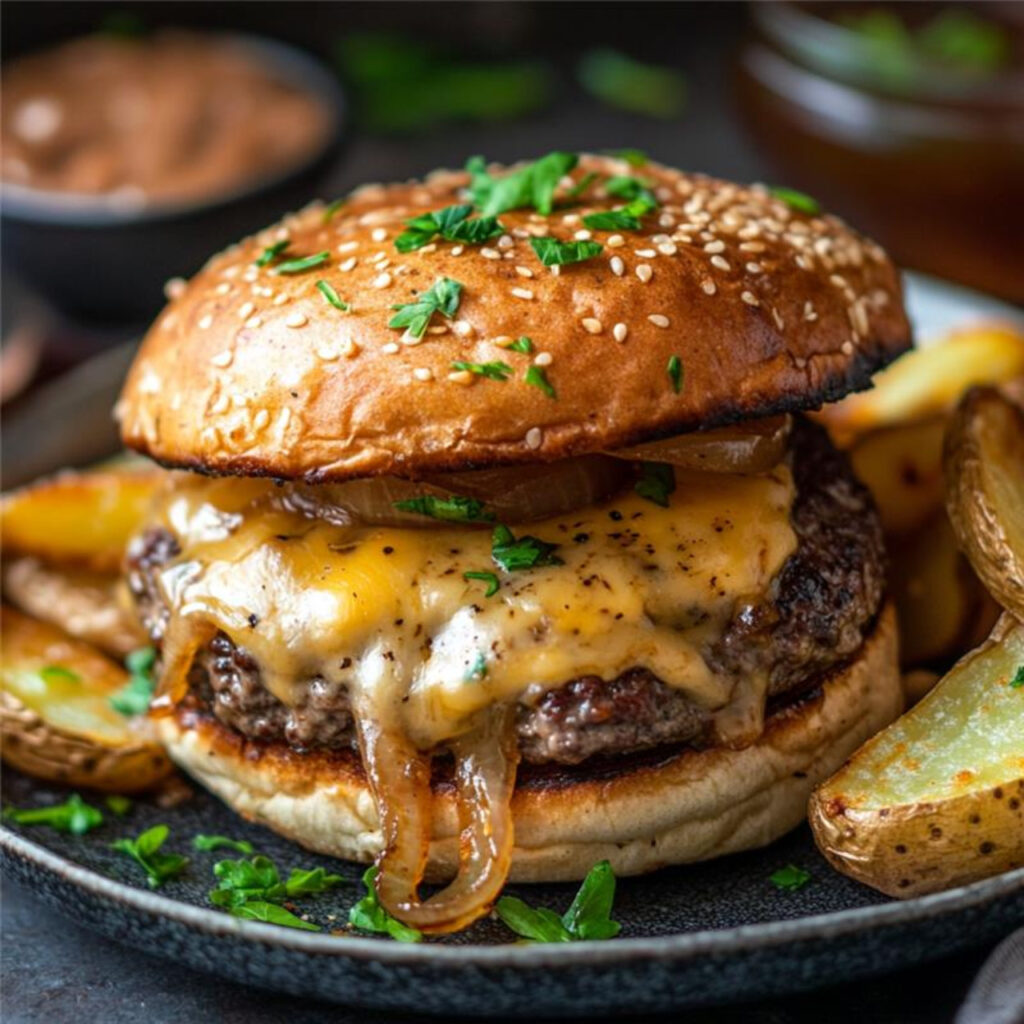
[159,603,900,883]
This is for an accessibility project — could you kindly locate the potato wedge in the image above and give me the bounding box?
[0,606,171,791]
[0,467,161,573]
[809,614,1024,898]
[944,386,1024,623]
[819,324,1024,446]
[850,416,946,536]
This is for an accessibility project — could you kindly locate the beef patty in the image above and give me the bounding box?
[127,418,885,765]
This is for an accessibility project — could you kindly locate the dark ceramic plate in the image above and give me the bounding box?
[2,273,1024,1017]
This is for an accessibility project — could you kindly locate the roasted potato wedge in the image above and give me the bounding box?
[0,606,171,791]
[819,324,1024,446]
[0,467,161,573]
[850,416,946,536]
[810,615,1024,897]
[944,386,1024,623]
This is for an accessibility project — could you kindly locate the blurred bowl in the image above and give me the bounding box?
[1,34,347,325]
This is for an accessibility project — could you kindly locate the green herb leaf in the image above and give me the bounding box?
[491,524,562,572]
[508,336,533,354]
[463,570,500,597]
[274,251,331,275]
[529,237,603,267]
[525,365,556,399]
[1010,665,1024,689]
[392,495,493,523]
[769,187,820,216]
[467,152,579,217]
[604,175,658,206]
[322,198,345,223]
[563,172,598,203]
[229,901,321,931]
[770,864,811,892]
[348,865,423,942]
[464,651,489,682]
[39,665,81,684]
[606,148,648,167]
[209,854,284,906]
[193,834,255,855]
[104,795,133,817]
[112,825,189,888]
[496,897,572,942]
[577,49,687,118]
[395,204,503,252]
[389,277,463,339]
[284,866,345,897]
[109,673,154,717]
[450,360,513,381]
[255,240,290,268]
[582,209,641,232]
[667,354,683,394]
[634,463,676,508]
[125,646,156,675]
[316,280,350,311]
[3,794,103,835]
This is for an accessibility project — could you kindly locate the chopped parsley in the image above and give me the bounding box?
[105,795,133,816]
[316,280,350,311]
[497,860,620,942]
[209,854,343,910]
[392,495,493,523]
[193,834,255,855]
[110,646,157,716]
[606,148,648,167]
[322,198,345,223]
[450,359,513,381]
[3,794,103,835]
[563,171,598,203]
[395,203,503,252]
[274,251,331,275]
[529,237,603,267]
[466,152,578,217]
[508,336,533,354]
[583,209,643,232]
[491,524,562,572]
[465,652,489,681]
[769,186,820,216]
[604,175,658,206]
[39,665,80,684]
[525,365,556,399]
[463,570,500,597]
[255,239,290,267]
[667,354,683,394]
[230,901,320,931]
[349,865,422,942]
[112,825,189,888]
[635,462,676,508]
[1010,665,1024,689]
[389,276,463,339]
[770,864,811,892]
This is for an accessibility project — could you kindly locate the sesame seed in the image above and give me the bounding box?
[534,351,553,366]
[239,301,255,319]
[740,241,766,253]
[745,262,762,273]
[636,248,657,258]
[711,255,731,271]
[574,229,593,241]
[198,314,214,330]
[210,350,233,368]
[448,369,474,385]
[337,241,359,253]
[648,314,670,328]
[372,272,392,289]
[451,245,465,256]
[164,277,187,300]
[772,307,785,330]
[607,234,625,248]
[657,242,677,256]
[481,247,501,260]
[841,340,854,355]
[399,332,424,347]
[215,282,231,295]
[382,342,400,354]
[245,315,263,329]
[497,234,514,249]
[273,293,290,306]
[453,320,473,338]
[829,273,847,289]
[316,346,340,362]
[613,323,628,342]
[741,291,760,307]
[493,336,514,348]
[511,287,534,300]
[561,213,581,226]
[371,227,388,242]
[525,427,543,450]
[704,240,726,254]
[427,325,449,335]
[210,395,230,414]
[549,265,561,277]
[418,243,437,255]
[610,256,625,277]
[636,264,653,283]
[253,409,270,430]
[515,265,534,278]
[581,318,603,334]
[701,279,717,296]
[413,368,434,382]
[339,257,357,272]
[285,311,308,328]
[803,301,818,322]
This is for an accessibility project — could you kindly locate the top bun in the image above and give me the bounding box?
[117,153,910,481]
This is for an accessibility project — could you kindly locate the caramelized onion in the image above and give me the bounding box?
[609,416,791,473]
[277,455,629,528]
[149,614,216,714]
[357,700,520,934]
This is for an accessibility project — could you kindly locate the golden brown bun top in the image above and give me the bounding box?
[117,154,911,481]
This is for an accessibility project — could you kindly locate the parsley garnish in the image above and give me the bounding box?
[105,795,133,816]
[667,354,683,394]
[231,901,320,930]
[3,794,103,835]
[604,175,658,207]
[769,187,820,216]
[193,834,255,855]
[110,645,157,716]
[508,336,533,354]
[349,865,423,942]
[466,152,578,217]
[525,365,556,399]
[451,360,513,381]
[392,495,493,523]
[583,209,642,232]
[491,524,562,572]
[255,240,290,268]
[112,825,189,888]
[395,204,503,252]
[606,148,648,167]
[1010,665,1024,689]
[322,198,345,223]
[563,172,598,203]
[497,860,621,942]
[635,462,676,508]
[770,864,811,892]
[463,570,500,597]
[39,665,80,684]
[209,854,343,910]
[530,237,603,267]
[316,280,349,311]
[389,277,463,339]
[274,251,331,275]
[465,652,489,681]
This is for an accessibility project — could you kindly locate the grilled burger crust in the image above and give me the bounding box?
[117,154,910,483]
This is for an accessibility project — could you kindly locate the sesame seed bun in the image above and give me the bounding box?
[117,155,911,482]
[158,604,900,882]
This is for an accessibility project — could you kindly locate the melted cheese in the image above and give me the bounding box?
[152,469,797,750]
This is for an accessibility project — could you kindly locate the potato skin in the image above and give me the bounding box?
[809,779,1024,898]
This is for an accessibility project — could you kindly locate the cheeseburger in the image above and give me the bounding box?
[117,153,911,933]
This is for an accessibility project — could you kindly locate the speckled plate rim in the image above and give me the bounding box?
[3,826,1022,965]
